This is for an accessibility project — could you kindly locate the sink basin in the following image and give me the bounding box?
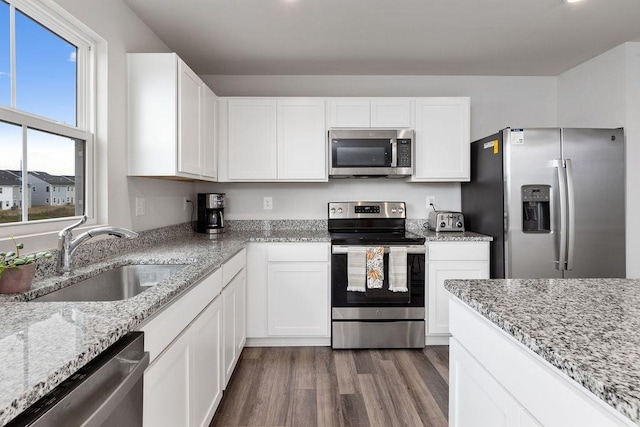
[32,264,188,302]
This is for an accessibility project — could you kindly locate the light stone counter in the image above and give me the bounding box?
[446,278,640,425]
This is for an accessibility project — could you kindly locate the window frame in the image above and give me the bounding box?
[0,0,96,233]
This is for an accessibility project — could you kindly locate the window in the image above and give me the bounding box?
[0,0,93,226]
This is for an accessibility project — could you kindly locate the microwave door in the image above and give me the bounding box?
[330,138,394,175]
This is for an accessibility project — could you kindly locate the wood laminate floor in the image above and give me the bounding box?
[211,346,449,427]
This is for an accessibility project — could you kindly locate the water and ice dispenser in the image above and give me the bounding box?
[521,185,551,233]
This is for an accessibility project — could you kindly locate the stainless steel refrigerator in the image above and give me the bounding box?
[461,128,625,279]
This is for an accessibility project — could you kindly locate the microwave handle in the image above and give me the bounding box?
[391,138,398,167]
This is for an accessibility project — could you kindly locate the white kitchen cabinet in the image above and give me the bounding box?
[190,297,223,427]
[327,98,371,127]
[227,98,277,180]
[412,97,471,182]
[143,329,191,427]
[266,244,330,337]
[426,241,489,340]
[246,243,330,345]
[449,298,634,427]
[277,99,326,180]
[128,53,217,181]
[222,269,246,387]
[202,87,218,179]
[222,250,247,388]
[327,98,412,128]
[450,337,542,427]
[224,98,326,181]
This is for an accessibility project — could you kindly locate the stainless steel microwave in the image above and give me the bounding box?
[329,129,414,178]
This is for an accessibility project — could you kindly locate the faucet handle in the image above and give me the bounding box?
[59,215,88,236]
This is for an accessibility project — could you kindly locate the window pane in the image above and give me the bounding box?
[26,128,84,221]
[15,8,77,125]
[0,1,9,108]
[0,120,23,223]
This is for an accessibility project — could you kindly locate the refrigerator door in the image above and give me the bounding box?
[505,128,563,278]
[561,128,625,278]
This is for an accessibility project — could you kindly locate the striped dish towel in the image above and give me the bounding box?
[347,247,366,292]
[366,247,384,289]
[389,247,408,292]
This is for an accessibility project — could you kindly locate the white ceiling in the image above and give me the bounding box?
[122,0,640,76]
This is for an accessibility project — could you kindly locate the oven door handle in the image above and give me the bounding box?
[331,245,426,254]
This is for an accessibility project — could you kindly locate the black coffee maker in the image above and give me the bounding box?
[197,193,225,235]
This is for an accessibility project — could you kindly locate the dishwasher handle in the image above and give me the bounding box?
[80,351,150,427]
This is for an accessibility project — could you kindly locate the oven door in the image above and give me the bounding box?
[329,130,396,176]
[331,245,425,314]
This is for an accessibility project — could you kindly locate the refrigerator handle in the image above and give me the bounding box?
[565,159,576,270]
[554,159,568,271]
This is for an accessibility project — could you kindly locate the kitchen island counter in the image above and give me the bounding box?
[446,277,640,425]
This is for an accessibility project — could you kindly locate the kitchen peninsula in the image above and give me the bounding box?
[446,278,640,426]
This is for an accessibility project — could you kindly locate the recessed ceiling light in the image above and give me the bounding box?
[565,0,583,3]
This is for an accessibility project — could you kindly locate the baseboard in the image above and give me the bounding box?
[425,335,451,346]
[246,337,331,347]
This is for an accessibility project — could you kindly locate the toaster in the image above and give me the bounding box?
[428,211,465,232]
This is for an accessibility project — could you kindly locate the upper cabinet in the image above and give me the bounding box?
[327,98,412,128]
[412,97,470,182]
[220,98,327,182]
[128,53,218,182]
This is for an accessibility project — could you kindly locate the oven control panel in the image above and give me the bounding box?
[328,202,406,219]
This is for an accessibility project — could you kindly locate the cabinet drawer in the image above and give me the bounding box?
[267,243,329,262]
[428,242,489,261]
[141,268,223,362]
[223,249,247,286]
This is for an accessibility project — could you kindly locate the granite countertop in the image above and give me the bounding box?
[409,226,493,241]
[0,220,490,426]
[0,227,330,426]
[445,278,640,425]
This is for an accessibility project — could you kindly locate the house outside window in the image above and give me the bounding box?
[0,0,94,226]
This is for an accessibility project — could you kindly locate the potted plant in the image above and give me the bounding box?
[0,238,52,294]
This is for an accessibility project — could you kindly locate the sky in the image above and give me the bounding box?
[0,0,78,176]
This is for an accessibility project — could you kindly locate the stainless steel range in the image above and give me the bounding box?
[329,201,426,349]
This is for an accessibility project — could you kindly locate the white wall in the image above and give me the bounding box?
[198,75,558,219]
[558,42,640,277]
[52,0,196,232]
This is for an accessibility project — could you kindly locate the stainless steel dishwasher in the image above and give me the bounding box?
[7,332,149,427]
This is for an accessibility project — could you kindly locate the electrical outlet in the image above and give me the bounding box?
[263,197,273,210]
[135,197,146,216]
[426,196,436,210]
[183,197,189,212]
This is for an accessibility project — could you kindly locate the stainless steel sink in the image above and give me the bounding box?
[32,264,187,302]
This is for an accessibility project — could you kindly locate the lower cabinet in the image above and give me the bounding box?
[246,242,330,345]
[143,296,223,427]
[140,248,246,427]
[222,268,246,387]
[426,242,489,341]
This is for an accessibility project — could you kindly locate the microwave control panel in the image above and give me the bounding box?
[397,139,412,167]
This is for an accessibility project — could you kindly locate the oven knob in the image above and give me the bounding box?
[456,221,463,228]
[330,208,336,214]
[440,222,446,228]
[398,207,404,214]
[338,208,343,213]
[391,208,397,213]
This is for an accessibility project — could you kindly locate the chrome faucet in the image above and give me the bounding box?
[57,216,139,275]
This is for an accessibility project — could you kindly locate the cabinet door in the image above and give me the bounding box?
[178,60,203,176]
[450,338,542,427]
[228,99,277,180]
[190,297,223,427]
[413,97,470,181]
[143,331,191,427]
[223,270,246,387]
[327,98,370,128]
[277,99,327,180]
[267,262,329,336]
[370,98,412,128]
[234,270,247,356]
[428,260,489,335]
[202,87,217,180]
